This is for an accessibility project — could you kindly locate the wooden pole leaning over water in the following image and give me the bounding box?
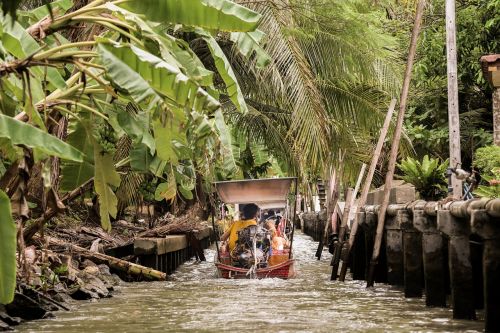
[366,0,426,288]
[445,0,462,198]
[330,164,365,278]
[338,99,396,281]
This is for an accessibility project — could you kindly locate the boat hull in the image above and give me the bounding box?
[215,259,296,279]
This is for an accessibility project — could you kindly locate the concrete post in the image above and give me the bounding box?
[385,212,404,286]
[413,210,447,307]
[399,209,423,298]
[437,209,476,320]
[471,208,500,332]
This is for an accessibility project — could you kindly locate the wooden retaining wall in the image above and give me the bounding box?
[302,198,500,332]
[134,227,213,275]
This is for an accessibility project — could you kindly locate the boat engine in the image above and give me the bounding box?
[232,225,271,268]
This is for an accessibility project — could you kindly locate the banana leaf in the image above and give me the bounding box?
[1,15,66,90]
[230,30,271,68]
[197,29,248,113]
[0,114,83,162]
[0,189,16,305]
[60,120,94,191]
[119,0,261,32]
[105,4,214,87]
[93,149,121,231]
[97,41,219,113]
[214,109,237,175]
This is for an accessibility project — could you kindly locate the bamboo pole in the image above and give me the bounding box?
[366,0,426,287]
[47,236,167,281]
[445,0,462,198]
[330,188,353,280]
[330,164,366,275]
[338,99,396,281]
[351,164,367,209]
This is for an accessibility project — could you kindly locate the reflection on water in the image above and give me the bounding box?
[16,232,483,333]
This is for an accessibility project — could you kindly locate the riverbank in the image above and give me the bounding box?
[0,204,208,331]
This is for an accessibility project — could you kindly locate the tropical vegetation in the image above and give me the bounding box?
[0,0,498,308]
[0,0,404,305]
[397,155,449,200]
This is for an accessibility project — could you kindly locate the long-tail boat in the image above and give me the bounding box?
[212,177,298,279]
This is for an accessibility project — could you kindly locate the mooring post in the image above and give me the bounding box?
[437,208,476,320]
[352,212,367,280]
[385,211,404,286]
[360,210,377,280]
[471,207,500,332]
[413,209,447,307]
[399,208,423,298]
[339,211,365,280]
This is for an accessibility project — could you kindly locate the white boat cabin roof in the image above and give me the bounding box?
[214,177,296,206]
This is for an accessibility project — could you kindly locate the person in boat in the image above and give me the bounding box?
[264,220,290,251]
[260,209,275,223]
[220,203,259,253]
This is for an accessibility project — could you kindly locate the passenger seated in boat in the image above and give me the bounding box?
[220,203,259,253]
[264,220,290,251]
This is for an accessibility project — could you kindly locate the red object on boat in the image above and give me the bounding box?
[216,250,296,279]
[215,258,296,279]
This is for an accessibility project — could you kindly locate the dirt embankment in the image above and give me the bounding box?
[0,204,208,331]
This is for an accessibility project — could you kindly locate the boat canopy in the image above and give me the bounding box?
[214,177,296,206]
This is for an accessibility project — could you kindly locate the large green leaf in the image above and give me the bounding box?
[230,30,271,68]
[98,41,219,113]
[0,189,16,305]
[30,0,72,20]
[0,114,83,162]
[214,109,237,174]
[116,108,155,153]
[2,15,66,90]
[105,4,214,87]
[93,149,121,231]
[130,142,153,172]
[154,174,176,202]
[119,0,261,32]
[60,120,94,191]
[197,30,248,113]
[153,119,186,165]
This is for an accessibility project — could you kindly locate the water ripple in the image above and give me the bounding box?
[15,232,483,333]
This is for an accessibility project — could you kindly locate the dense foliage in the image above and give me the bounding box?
[473,145,500,198]
[396,0,499,164]
[0,0,403,304]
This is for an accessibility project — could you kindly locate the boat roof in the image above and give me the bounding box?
[214,177,296,205]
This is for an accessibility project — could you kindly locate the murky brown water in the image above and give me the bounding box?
[16,232,484,333]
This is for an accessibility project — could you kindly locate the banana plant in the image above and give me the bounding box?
[0,0,271,304]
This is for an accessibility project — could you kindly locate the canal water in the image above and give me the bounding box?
[16,232,484,333]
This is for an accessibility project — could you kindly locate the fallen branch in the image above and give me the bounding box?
[23,178,94,242]
[46,236,167,281]
[139,214,199,238]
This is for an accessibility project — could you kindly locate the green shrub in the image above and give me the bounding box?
[473,145,500,175]
[397,155,449,200]
[474,167,500,199]
[473,145,500,199]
